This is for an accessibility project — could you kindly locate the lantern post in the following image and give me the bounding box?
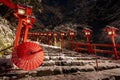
[48,32,52,45]
[82,28,92,54]
[53,32,57,46]
[30,33,33,40]
[35,32,39,41]
[68,30,75,50]
[104,26,118,60]
[22,17,35,42]
[13,4,32,48]
[28,32,32,39]
[40,32,44,43]
[39,32,41,43]
[60,32,65,51]
[43,32,47,44]
[32,33,35,41]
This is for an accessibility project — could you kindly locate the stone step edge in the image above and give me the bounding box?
[1,65,120,79]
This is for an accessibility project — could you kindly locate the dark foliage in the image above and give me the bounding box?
[1,0,120,42]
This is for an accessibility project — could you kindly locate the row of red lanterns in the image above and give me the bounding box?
[25,31,76,46]
[27,26,118,59]
[27,26,117,40]
[27,31,75,37]
[26,26,118,47]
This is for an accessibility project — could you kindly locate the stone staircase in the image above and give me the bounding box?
[1,44,120,80]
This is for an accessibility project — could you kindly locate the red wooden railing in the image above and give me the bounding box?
[76,43,120,59]
[24,31,120,60]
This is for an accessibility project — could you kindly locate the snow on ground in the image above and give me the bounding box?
[40,43,61,49]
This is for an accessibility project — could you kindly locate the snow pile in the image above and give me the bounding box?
[0,17,14,57]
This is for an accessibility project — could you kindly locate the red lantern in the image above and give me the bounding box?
[82,28,92,54]
[14,4,32,17]
[60,32,65,50]
[53,32,57,37]
[68,30,75,38]
[82,28,92,38]
[48,32,52,45]
[53,32,57,46]
[23,16,35,26]
[68,30,75,50]
[22,17,35,42]
[104,26,118,60]
[104,26,118,37]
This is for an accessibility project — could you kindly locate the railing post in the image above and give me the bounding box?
[76,42,79,53]
[111,36,118,60]
[87,37,91,54]
[53,32,57,46]
[60,32,65,51]
[40,33,43,43]
[43,33,47,44]
[48,32,52,45]
[68,30,75,50]
[71,38,74,50]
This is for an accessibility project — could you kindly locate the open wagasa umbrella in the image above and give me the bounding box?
[12,42,44,71]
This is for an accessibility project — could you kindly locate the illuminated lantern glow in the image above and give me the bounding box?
[104,26,118,37]
[44,33,47,36]
[18,8,26,15]
[53,33,57,36]
[82,28,92,37]
[70,32,75,36]
[48,32,52,36]
[85,32,90,36]
[61,33,65,36]
[23,17,35,26]
[41,33,43,36]
[14,4,32,18]
[26,19,31,23]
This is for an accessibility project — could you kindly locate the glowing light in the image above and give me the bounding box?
[108,31,113,35]
[61,33,65,36]
[85,32,90,36]
[54,33,57,36]
[70,32,74,36]
[44,33,47,36]
[27,19,31,23]
[18,8,25,15]
[48,33,52,36]
[41,33,43,36]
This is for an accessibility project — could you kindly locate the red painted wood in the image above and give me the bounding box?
[0,0,15,9]
[14,18,23,48]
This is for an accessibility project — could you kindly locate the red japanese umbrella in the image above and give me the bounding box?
[12,42,44,71]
